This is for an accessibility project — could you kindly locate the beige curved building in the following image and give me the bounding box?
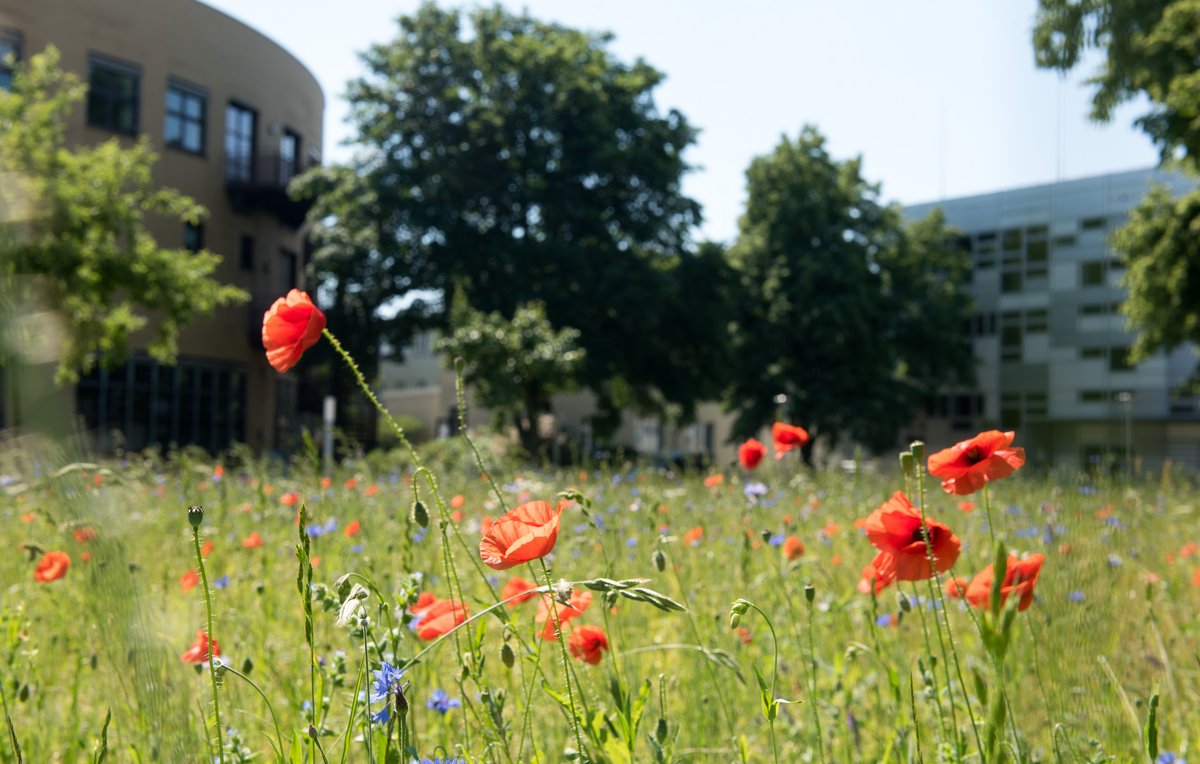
[0,0,323,453]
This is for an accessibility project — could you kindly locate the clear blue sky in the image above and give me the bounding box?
[203,0,1158,244]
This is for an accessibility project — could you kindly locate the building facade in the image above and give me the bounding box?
[0,0,323,453]
[907,168,1200,470]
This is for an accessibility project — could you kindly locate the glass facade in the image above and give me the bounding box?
[76,355,246,453]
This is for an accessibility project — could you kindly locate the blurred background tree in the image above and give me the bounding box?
[1034,0,1200,367]
[437,298,585,454]
[296,4,732,441]
[0,47,245,387]
[725,127,974,457]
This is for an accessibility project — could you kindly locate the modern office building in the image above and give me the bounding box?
[907,168,1200,470]
[0,0,323,453]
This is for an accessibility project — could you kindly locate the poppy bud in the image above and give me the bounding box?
[909,441,926,463]
[653,549,666,572]
[899,452,915,477]
[412,500,429,528]
[655,717,668,744]
[501,642,515,669]
[804,583,815,604]
[187,505,204,528]
[395,686,409,719]
[242,658,254,675]
[760,529,772,542]
[729,599,749,629]
[898,592,912,613]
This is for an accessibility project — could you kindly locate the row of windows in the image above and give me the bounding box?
[76,355,247,454]
[0,35,304,184]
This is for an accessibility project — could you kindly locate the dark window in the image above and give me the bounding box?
[1001,325,1022,361]
[1052,234,1077,249]
[1001,271,1022,293]
[1110,347,1133,371]
[184,222,204,252]
[0,30,21,91]
[1025,309,1048,333]
[279,128,301,184]
[280,249,298,291]
[1079,303,1116,317]
[1079,390,1107,403]
[1026,224,1049,237]
[239,235,254,271]
[1002,228,1022,251]
[225,102,256,182]
[165,79,206,154]
[1080,347,1106,359]
[1080,216,1107,231]
[1081,261,1106,286]
[1026,240,1048,263]
[87,54,140,134]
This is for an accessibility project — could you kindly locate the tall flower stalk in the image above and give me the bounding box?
[188,505,224,764]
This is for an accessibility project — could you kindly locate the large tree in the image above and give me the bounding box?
[1034,0,1200,362]
[0,47,246,386]
[726,127,974,455]
[299,4,731,436]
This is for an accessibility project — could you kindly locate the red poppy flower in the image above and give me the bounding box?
[567,625,609,665]
[344,478,357,490]
[180,569,200,591]
[965,554,1044,612]
[860,491,960,588]
[344,520,362,538]
[782,536,805,561]
[501,577,539,606]
[414,598,469,641]
[683,526,704,547]
[537,590,593,640]
[944,576,970,599]
[856,559,895,594]
[365,484,378,497]
[180,629,221,663]
[738,438,766,470]
[262,290,325,373]
[703,473,724,488]
[409,591,438,617]
[34,551,70,582]
[280,491,299,507]
[74,527,96,544]
[926,430,1026,496]
[242,531,264,548]
[771,422,810,457]
[320,477,332,490]
[450,494,465,509]
[201,540,214,558]
[479,500,567,570]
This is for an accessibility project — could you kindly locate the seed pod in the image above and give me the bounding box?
[187,505,204,528]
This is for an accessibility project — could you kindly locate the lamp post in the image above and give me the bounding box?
[1115,391,1133,476]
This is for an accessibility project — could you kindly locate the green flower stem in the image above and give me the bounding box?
[220,663,284,759]
[983,483,997,548]
[192,527,225,764]
[538,559,588,763]
[741,601,781,764]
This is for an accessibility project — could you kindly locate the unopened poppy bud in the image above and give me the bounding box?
[761,529,772,542]
[460,662,470,681]
[653,549,666,572]
[898,592,912,613]
[804,584,815,604]
[729,599,749,629]
[655,717,668,743]
[909,441,926,463]
[412,500,429,528]
[395,686,409,719]
[187,505,204,528]
[242,657,254,674]
[899,452,914,476]
[500,642,515,669]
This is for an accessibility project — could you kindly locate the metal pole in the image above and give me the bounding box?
[322,395,336,474]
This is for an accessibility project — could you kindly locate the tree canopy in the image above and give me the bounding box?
[725,127,974,454]
[1034,0,1200,361]
[0,47,245,384]
[299,4,731,436]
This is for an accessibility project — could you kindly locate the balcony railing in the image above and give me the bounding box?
[225,152,316,229]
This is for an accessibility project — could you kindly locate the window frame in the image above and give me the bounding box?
[165,77,207,156]
[87,52,141,135]
[225,101,257,183]
[0,28,22,91]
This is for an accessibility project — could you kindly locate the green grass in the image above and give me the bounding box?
[1,437,1196,762]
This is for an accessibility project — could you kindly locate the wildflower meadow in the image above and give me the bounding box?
[3,290,1197,763]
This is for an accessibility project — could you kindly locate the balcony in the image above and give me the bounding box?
[225,153,315,229]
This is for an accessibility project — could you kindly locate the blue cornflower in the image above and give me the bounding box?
[213,575,230,589]
[369,662,406,724]
[1104,516,1123,528]
[625,537,638,548]
[1157,753,1185,764]
[305,518,338,538]
[743,481,768,498]
[1067,591,1085,602]
[1013,527,1039,539]
[629,487,640,497]
[350,544,364,554]
[413,526,428,543]
[425,689,461,714]
[1006,504,1022,516]
[767,533,785,547]
[412,758,467,764]
[1107,554,1123,567]
[875,614,893,627]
